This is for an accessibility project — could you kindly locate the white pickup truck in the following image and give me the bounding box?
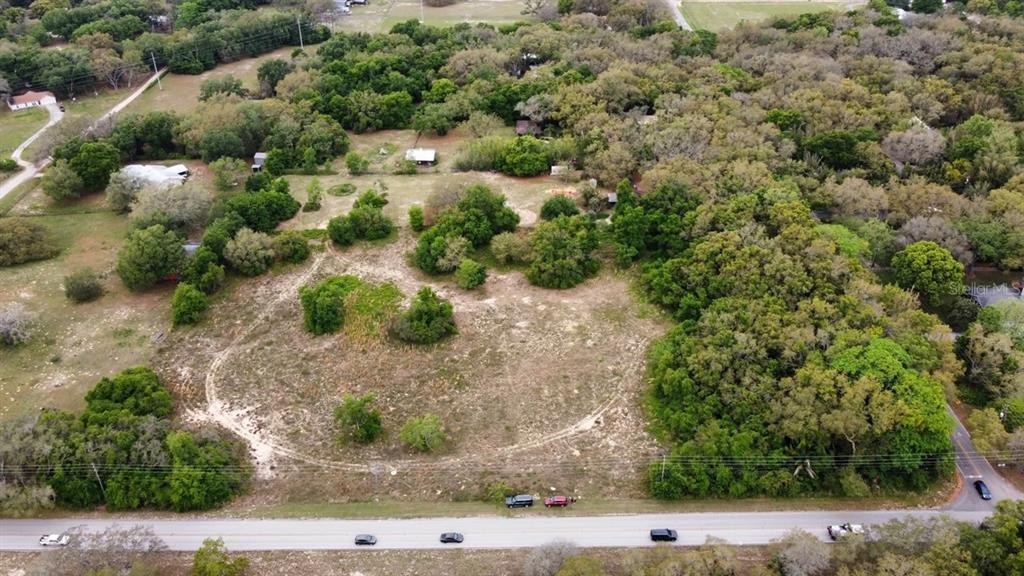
[38,533,70,547]
[827,523,865,540]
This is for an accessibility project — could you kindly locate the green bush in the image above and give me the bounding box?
[63,268,103,303]
[224,228,276,276]
[333,393,383,444]
[540,195,580,220]
[327,214,357,246]
[116,225,186,291]
[409,205,425,232]
[346,151,370,175]
[0,158,18,171]
[456,259,487,289]
[274,231,311,263]
[490,232,532,264]
[299,276,361,335]
[171,283,208,326]
[454,136,511,171]
[395,159,418,175]
[399,414,446,453]
[0,219,60,267]
[303,178,323,212]
[389,287,456,344]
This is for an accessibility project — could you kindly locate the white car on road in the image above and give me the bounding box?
[827,523,865,540]
[38,533,70,547]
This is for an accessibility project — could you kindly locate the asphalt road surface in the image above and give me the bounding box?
[0,510,996,552]
[947,405,1023,511]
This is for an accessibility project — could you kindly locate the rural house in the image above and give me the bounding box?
[6,90,56,111]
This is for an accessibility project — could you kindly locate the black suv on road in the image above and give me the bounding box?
[650,529,678,542]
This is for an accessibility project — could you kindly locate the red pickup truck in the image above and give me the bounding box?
[544,496,570,507]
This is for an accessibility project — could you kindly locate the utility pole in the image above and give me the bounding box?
[660,455,666,482]
[151,52,162,90]
[420,0,424,23]
[90,463,107,499]
[297,16,304,49]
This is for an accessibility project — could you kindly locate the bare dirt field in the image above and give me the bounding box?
[156,221,668,503]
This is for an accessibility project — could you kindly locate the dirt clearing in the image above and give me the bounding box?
[157,225,668,502]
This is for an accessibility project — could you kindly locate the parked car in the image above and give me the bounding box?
[974,480,993,500]
[827,523,865,540]
[650,528,678,542]
[544,495,569,507]
[505,494,534,508]
[440,532,464,544]
[38,534,70,547]
[354,534,377,546]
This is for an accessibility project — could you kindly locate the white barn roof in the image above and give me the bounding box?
[120,164,187,187]
[405,148,436,162]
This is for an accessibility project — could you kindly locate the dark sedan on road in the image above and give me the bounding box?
[440,532,464,544]
[975,480,993,500]
[354,534,377,546]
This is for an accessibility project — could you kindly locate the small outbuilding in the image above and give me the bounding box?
[405,148,436,165]
[7,90,56,112]
[252,152,267,173]
[516,120,540,136]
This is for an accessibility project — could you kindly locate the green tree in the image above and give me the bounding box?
[496,135,550,177]
[333,393,383,444]
[116,225,185,291]
[527,215,599,289]
[192,538,249,576]
[224,228,275,276]
[41,159,83,201]
[891,241,964,305]
[257,58,291,97]
[389,287,457,344]
[299,276,361,335]
[399,414,446,453]
[171,283,208,326]
[70,141,121,190]
[540,195,580,220]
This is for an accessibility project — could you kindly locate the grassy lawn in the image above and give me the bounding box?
[0,107,48,157]
[342,0,529,33]
[125,44,320,116]
[0,208,172,421]
[236,485,955,518]
[680,1,847,31]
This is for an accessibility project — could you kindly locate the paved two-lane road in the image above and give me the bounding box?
[0,510,996,551]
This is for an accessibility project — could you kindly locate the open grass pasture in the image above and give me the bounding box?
[341,0,529,33]
[125,44,320,116]
[680,0,849,30]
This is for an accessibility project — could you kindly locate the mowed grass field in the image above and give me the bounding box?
[680,1,848,30]
[125,44,319,115]
[0,107,48,157]
[341,0,528,33]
